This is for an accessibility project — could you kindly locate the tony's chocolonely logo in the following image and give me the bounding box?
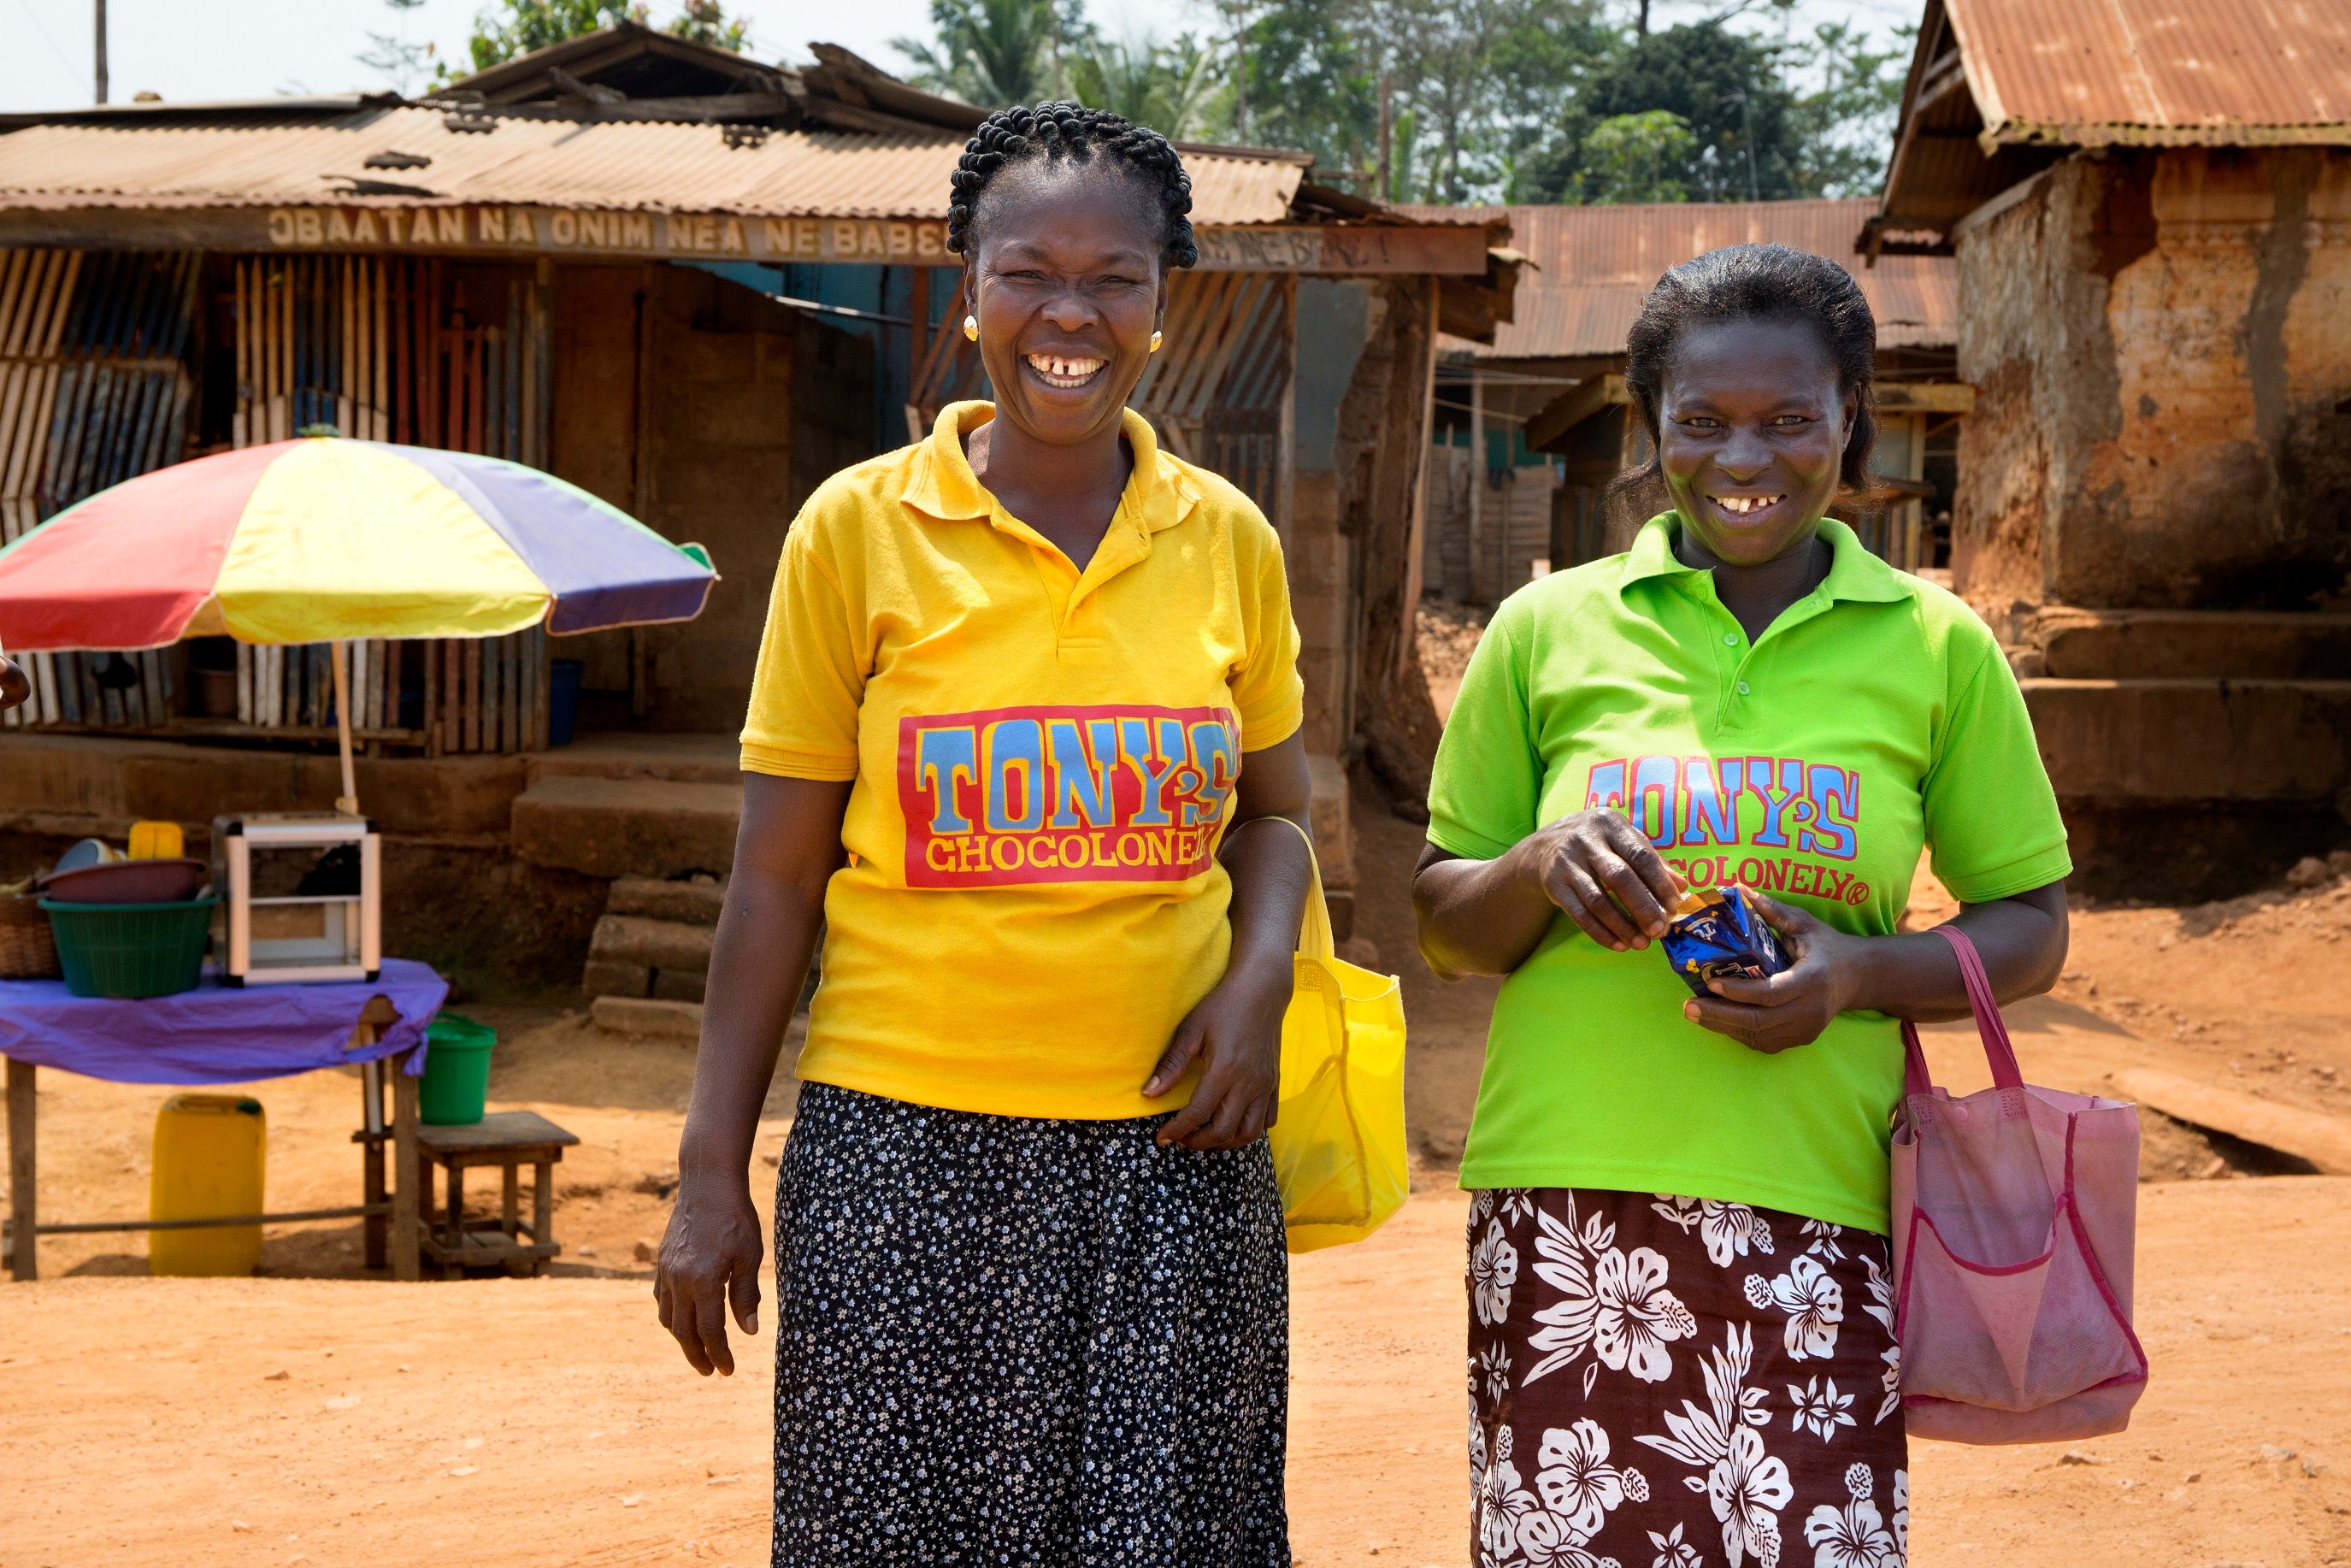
[1586,753,1877,905]
[898,704,1239,887]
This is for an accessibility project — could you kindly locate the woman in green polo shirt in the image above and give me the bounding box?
[1414,244,2071,1568]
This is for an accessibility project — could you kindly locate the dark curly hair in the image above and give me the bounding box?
[1614,244,1877,511]
[947,101,1199,269]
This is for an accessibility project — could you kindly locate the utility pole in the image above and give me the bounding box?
[93,0,109,104]
[1636,0,1650,37]
[1225,0,1252,142]
[1376,72,1393,201]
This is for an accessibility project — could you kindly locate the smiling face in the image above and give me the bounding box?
[967,159,1169,448]
[1655,315,1859,569]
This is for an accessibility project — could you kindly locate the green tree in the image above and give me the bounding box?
[1070,34,1217,140]
[1784,20,1910,197]
[1522,21,1796,203]
[1235,0,1376,174]
[359,0,438,93]
[466,0,638,72]
[1568,108,1694,200]
[667,0,747,51]
[893,0,1085,106]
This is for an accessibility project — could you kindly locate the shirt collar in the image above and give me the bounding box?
[900,399,1199,537]
[1620,511,1916,605]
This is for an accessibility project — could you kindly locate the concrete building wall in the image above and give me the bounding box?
[1955,148,2351,621]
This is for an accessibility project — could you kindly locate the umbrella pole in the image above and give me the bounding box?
[331,639,359,817]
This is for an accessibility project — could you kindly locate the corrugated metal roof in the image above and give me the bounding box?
[1947,0,2351,145]
[1402,198,1954,359]
[0,106,1305,225]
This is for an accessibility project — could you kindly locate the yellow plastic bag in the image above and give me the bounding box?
[1263,819,1408,1254]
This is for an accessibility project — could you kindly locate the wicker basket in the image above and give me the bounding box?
[0,893,62,981]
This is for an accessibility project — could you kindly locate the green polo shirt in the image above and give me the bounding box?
[1427,514,2071,1232]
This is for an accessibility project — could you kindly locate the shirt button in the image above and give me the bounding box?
[1723,634,1737,645]
[1736,681,1751,694]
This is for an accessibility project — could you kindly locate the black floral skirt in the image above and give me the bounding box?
[770,1082,1292,1568]
[1467,1188,1909,1568]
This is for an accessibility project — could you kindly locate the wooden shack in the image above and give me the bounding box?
[0,25,1516,986]
[1871,0,2351,898]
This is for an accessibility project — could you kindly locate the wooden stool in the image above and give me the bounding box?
[412,1111,580,1279]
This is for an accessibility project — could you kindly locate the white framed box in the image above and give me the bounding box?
[211,814,380,985]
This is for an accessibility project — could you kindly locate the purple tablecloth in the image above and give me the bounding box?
[0,958,448,1085]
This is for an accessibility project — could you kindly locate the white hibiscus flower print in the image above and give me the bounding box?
[1787,1376,1857,1441]
[1875,1343,1901,1425]
[1475,1188,1497,1224]
[1892,1469,1907,1558]
[1743,1255,1845,1360]
[1800,1220,1846,1264]
[1801,1464,1899,1568]
[1635,1323,1788,1568]
[1649,1522,1703,1568]
[1499,1188,1540,1224]
[1652,1194,1776,1267]
[1478,1425,1545,1566]
[1535,1418,1629,1541]
[1710,1424,1794,1568]
[1480,1341,1516,1406]
[1526,1202,1606,1386]
[1474,1218,1522,1327]
[1594,1247,1698,1382]
[1857,1254,1894,1334]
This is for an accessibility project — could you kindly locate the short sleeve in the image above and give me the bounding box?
[739,512,865,781]
[1230,524,1305,752]
[1922,636,2073,902]
[1425,604,1542,861]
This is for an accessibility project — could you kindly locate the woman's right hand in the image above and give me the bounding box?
[1512,808,1684,952]
[655,1173,766,1376]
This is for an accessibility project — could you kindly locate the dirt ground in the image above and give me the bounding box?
[5,783,2351,1565]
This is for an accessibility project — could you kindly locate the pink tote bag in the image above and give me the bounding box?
[1890,926,2148,1443]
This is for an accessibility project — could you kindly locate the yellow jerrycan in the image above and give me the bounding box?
[150,1094,266,1276]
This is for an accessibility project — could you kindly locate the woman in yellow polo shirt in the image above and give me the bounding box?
[1415,245,2073,1567]
[655,103,1313,1565]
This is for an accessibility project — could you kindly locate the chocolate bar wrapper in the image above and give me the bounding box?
[1659,884,1788,997]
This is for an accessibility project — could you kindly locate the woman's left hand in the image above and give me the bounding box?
[1144,951,1291,1150]
[1681,891,1871,1053]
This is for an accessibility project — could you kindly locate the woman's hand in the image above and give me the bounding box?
[1517,809,1686,952]
[1681,891,1869,1053]
[1143,949,1291,1150]
[655,1176,765,1376]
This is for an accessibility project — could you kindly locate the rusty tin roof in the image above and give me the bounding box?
[1403,198,1954,359]
[0,105,1308,225]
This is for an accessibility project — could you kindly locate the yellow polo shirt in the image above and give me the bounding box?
[739,401,1305,1120]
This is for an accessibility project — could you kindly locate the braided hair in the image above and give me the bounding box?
[947,102,1199,269]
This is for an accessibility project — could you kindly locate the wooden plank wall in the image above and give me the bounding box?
[228,256,551,754]
[0,249,196,730]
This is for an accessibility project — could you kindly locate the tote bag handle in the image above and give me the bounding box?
[1900,925,2026,1099]
[1234,814,1335,962]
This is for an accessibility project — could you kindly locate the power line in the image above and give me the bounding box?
[12,0,78,78]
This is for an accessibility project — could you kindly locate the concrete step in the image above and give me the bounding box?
[510,775,740,879]
[590,995,704,1039]
[2021,676,2351,803]
[2024,607,2351,680]
[590,913,714,971]
[606,874,725,926]
[527,732,741,787]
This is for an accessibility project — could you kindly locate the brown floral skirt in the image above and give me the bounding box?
[1466,1188,1908,1568]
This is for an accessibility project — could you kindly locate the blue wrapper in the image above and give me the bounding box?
[1659,884,1788,996]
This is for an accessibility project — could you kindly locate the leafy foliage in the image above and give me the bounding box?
[893,0,1084,107]
[1069,35,1218,142]
[666,0,747,51]
[460,0,745,74]
[1570,109,1696,201]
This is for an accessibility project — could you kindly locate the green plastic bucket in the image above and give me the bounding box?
[419,1013,496,1125]
[39,897,217,999]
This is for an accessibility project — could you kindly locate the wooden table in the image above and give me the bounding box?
[5,996,427,1282]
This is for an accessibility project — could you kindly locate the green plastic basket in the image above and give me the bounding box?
[420,1012,497,1125]
[38,897,218,999]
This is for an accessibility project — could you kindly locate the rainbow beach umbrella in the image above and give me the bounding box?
[0,435,716,811]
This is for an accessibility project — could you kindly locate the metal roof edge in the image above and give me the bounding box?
[1988,121,2351,150]
[0,96,402,132]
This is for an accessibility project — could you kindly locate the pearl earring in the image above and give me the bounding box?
[1149,329,1163,353]
[963,315,979,341]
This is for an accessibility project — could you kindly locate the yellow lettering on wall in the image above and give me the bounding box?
[888,222,913,257]
[551,211,579,245]
[325,209,353,245]
[831,221,858,258]
[293,211,324,245]
[761,218,795,256]
[859,222,887,258]
[916,223,945,259]
[796,220,820,257]
[621,213,651,248]
[579,212,608,247]
[351,210,380,244]
[508,208,537,245]
[267,210,295,245]
[478,208,506,243]
[436,209,464,244]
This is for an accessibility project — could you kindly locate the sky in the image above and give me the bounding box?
[0,0,1921,114]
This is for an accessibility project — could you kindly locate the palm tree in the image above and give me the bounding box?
[893,0,1059,107]
[1071,34,1217,139]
